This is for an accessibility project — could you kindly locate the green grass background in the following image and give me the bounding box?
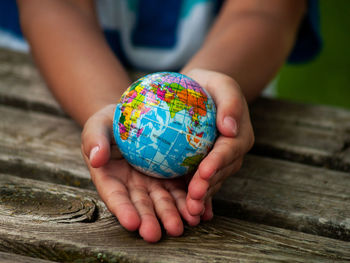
[276,0,350,109]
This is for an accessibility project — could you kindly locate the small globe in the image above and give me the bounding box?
[113,72,217,178]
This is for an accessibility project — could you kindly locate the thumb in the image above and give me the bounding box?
[81,105,119,168]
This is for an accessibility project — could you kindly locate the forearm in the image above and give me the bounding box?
[182,0,306,102]
[17,0,131,125]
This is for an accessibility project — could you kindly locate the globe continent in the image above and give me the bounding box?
[113,72,217,178]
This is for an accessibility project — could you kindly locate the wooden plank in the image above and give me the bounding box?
[250,98,350,171]
[0,105,92,188]
[251,97,350,131]
[2,52,350,174]
[1,174,350,263]
[215,155,350,241]
[0,252,58,263]
[0,48,63,116]
[1,48,350,172]
[0,174,100,223]
[1,105,350,241]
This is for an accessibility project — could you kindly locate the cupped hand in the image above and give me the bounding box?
[81,105,200,243]
[183,69,255,220]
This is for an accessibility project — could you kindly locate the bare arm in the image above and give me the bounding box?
[16,0,308,242]
[182,0,306,102]
[17,0,131,125]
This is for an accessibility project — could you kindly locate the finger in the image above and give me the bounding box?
[201,197,214,221]
[187,158,243,215]
[201,162,240,204]
[186,171,213,217]
[187,170,209,200]
[186,69,245,137]
[129,184,162,243]
[204,158,244,190]
[197,135,247,180]
[81,105,118,168]
[92,167,141,232]
[191,184,221,221]
[166,181,201,226]
[186,191,205,217]
[149,183,184,236]
[187,138,245,202]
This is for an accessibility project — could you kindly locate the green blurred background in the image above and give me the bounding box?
[276,0,350,109]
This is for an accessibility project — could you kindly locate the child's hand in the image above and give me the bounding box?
[184,69,255,220]
[80,68,254,242]
[81,105,200,243]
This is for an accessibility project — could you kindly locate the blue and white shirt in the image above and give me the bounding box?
[0,0,322,71]
[97,0,221,70]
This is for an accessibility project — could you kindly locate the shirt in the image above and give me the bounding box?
[0,0,322,69]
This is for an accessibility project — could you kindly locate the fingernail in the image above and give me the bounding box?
[89,146,100,162]
[223,116,238,136]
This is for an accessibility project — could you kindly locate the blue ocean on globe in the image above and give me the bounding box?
[113,72,217,178]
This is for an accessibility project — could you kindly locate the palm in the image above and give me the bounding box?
[89,156,198,243]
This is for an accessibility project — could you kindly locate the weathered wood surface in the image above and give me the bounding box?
[1,102,350,241]
[0,174,101,223]
[1,48,350,262]
[1,174,350,263]
[251,98,350,172]
[1,48,349,173]
[0,49,63,116]
[0,252,58,263]
[0,104,91,188]
[216,155,350,241]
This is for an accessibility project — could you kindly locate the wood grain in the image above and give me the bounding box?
[0,105,92,188]
[250,98,350,171]
[1,104,350,240]
[0,174,98,223]
[1,48,350,172]
[1,174,349,263]
[0,48,63,116]
[2,48,350,261]
[215,155,350,241]
[0,252,58,263]
[2,48,350,174]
